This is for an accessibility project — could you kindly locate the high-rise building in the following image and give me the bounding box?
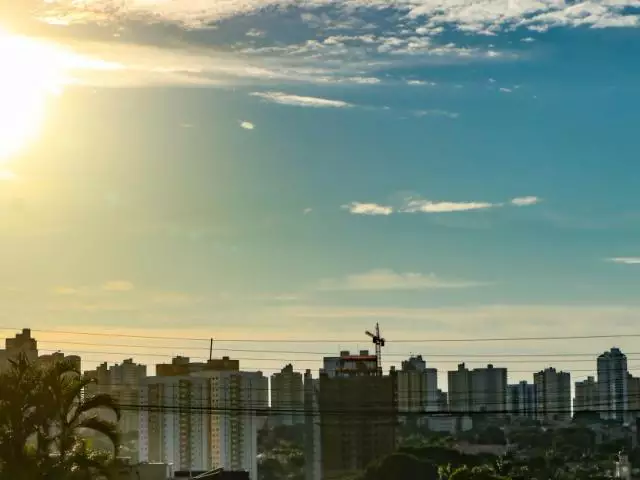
[156,356,239,376]
[270,364,304,426]
[627,374,640,418]
[85,359,147,441]
[199,370,268,480]
[507,381,537,419]
[534,368,571,422]
[0,328,38,370]
[318,350,396,480]
[597,347,628,420]
[470,364,507,414]
[138,375,211,471]
[448,363,472,413]
[304,370,322,480]
[574,376,599,414]
[437,389,448,412]
[38,352,81,371]
[397,355,438,416]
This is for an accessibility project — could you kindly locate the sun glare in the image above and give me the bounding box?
[0,27,116,164]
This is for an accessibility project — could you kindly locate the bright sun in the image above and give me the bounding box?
[0,28,69,163]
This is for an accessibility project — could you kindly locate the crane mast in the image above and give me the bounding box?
[365,323,385,376]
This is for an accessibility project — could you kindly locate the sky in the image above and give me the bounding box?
[1,0,640,384]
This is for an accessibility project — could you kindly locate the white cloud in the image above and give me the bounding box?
[407,80,437,86]
[511,196,541,206]
[102,280,135,292]
[240,121,255,130]
[414,109,459,119]
[246,29,265,37]
[499,87,513,93]
[303,208,313,215]
[341,202,393,216]
[521,37,536,42]
[250,91,352,108]
[401,199,496,213]
[609,257,640,265]
[319,269,487,291]
[347,76,381,84]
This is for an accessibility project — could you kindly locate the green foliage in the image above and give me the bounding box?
[362,452,438,480]
[0,354,120,480]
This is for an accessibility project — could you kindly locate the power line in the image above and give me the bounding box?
[35,339,640,358]
[5,326,640,343]
[37,348,640,365]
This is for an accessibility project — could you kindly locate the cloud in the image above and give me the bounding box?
[303,208,313,215]
[341,202,393,216]
[250,91,352,108]
[319,269,487,291]
[511,196,541,206]
[401,199,496,213]
[407,80,437,86]
[102,281,135,292]
[347,76,381,84]
[609,257,640,265]
[499,87,513,93]
[240,121,255,130]
[414,110,459,119]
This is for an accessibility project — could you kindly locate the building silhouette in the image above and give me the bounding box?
[318,351,396,480]
[598,348,628,420]
[534,367,571,422]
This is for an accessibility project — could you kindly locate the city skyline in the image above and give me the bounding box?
[2,327,638,404]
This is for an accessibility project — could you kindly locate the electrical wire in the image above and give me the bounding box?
[5,326,640,343]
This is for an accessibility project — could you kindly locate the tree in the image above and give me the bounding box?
[363,452,438,480]
[0,354,120,480]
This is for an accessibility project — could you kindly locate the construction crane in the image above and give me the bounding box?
[365,323,385,376]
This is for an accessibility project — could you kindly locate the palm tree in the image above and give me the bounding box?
[0,354,120,480]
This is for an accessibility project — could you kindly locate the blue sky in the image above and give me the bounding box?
[1,0,640,380]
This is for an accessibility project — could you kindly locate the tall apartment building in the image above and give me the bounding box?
[627,374,640,418]
[156,356,239,376]
[534,368,571,422]
[318,351,396,480]
[470,364,507,414]
[199,370,268,480]
[138,375,211,471]
[85,359,147,439]
[39,352,81,371]
[304,370,322,480]
[270,364,304,426]
[139,369,267,480]
[597,347,628,420]
[574,376,599,414]
[0,328,38,370]
[397,355,438,416]
[507,381,537,419]
[448,363,472,413]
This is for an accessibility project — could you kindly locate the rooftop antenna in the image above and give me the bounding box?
[209,338,213,361]
[365,323,385,376]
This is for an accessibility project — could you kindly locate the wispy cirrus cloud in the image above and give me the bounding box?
[341,202,393,216]
[250,91,352,108]
[511,196,541,206]
[401,199,495,213]
[319,268,488,291]
[343,195,542,215]
[609,257,640,265]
